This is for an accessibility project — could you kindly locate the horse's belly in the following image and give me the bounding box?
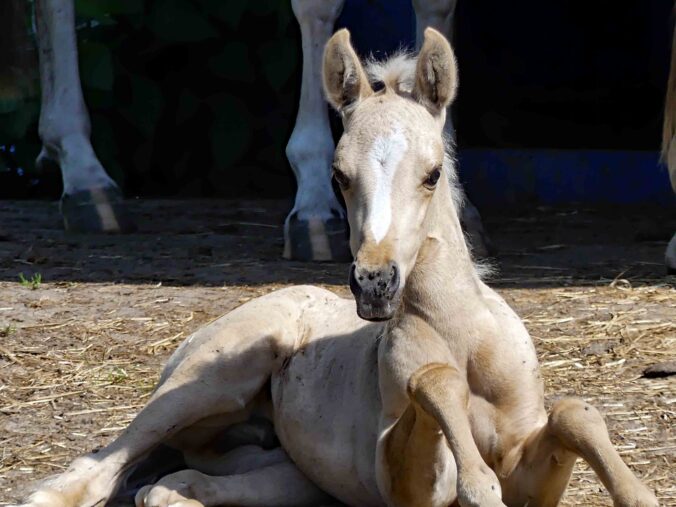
[271,323,384,507]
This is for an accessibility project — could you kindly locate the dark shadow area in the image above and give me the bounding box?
[0,200,673,289]
[1,0,672,200]
[454,0,673,151]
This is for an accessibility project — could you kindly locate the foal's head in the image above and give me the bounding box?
[323,28,459,321]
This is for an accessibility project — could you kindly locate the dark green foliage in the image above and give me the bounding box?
[0,0,302,198]
[79,41,114,91]
[146,0,218,43]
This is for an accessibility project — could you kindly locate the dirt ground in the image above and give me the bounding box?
[0,199,674,506]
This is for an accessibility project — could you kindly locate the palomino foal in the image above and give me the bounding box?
[16,29,658,507]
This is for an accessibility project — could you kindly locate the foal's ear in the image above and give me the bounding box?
[413,28,458,117]
[323,29,373,114]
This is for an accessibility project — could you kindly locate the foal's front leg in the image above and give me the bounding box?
[503,398,658,507]
[408,363,506,507]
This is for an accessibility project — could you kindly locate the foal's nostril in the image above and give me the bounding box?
[350,261,401,320]
[350,262,400,301]
[349,263,362,297]
[390,263,398,282]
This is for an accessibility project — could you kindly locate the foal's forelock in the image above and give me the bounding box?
[365,52,417,96]
[361,53,464,213]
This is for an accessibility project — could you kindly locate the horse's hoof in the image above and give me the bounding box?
[468,229,498,259]
[460,200,497,259]
[666,234,676,275]
[60,187,137,234]
[283,214,351,262]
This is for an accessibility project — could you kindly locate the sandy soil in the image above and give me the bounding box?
[0,199,674,506]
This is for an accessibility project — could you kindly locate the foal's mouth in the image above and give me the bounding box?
[349,262,401,321]
[354,295,402,321]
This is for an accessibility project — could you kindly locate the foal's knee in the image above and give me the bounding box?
[549,398,607,443]
[408,363,467,406]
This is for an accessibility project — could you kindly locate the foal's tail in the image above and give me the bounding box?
[0,0,37,103]
[662,13,676,193]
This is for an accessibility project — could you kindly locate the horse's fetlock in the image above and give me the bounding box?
[413,0,458,18]
[291,0,345,24]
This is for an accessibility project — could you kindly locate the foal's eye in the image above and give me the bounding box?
[423,167,442,189]
[332,166,350,190]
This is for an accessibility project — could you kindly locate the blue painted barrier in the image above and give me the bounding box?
[458,149,675,208]
[335,1,674,208]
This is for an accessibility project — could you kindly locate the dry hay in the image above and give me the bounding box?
[0,200,674,506]
[0,278,673,506]
[507,281,675,505]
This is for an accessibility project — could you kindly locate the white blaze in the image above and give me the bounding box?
[367,126,408,243]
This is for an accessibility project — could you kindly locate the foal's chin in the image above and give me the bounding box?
[355,295,401,322]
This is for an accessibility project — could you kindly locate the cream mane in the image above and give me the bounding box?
[365,51,417,95]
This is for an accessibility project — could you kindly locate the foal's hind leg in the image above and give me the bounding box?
[502,398,658,507]
[17,288,312,507]
[135,448,332,507]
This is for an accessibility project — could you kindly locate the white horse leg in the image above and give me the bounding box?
[412,0,496,258]
[663,27,675,274]
[663,104,675,276]
[135,448,332,507]
[35,0,135,233]
[285,0,350,261]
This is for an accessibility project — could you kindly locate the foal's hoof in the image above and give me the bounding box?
[457,463,506,507]
[283,214,351,262]
[614,484,659,507]
[135,470,207,507]
[60,187,137,234]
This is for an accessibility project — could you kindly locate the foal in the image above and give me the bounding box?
[16,28,658,507]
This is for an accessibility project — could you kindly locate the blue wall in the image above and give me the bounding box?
[459,149,674,208]
[335,0,675,207]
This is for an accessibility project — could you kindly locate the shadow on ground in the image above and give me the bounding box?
[0,199,674,288]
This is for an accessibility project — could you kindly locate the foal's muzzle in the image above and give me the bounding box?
[349,261,401,321]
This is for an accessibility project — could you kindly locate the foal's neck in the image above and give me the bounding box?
[400,178,483,327]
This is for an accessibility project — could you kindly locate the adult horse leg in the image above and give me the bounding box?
[500,398,658,507]
[35,0,135,233]
[662,23,675,274]
[16,288,314,507]
[667,233,676,274]
[284,0,351,261]
[412,0,496,258]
